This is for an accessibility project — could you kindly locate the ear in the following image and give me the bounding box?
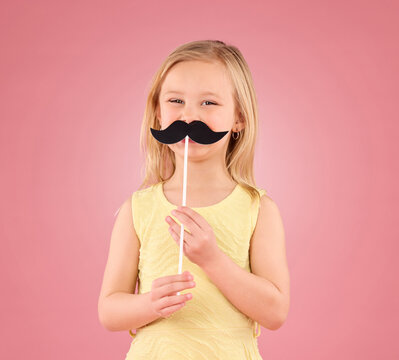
[234,113,246,132]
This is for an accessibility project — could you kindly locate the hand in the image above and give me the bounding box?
[165,206,222,269]
[149,271,196,318]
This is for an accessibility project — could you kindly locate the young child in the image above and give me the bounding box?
[98,40,290,360]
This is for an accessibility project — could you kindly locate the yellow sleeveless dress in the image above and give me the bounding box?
[125,181,267,360]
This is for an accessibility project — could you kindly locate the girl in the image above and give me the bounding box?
[98,40,290,360]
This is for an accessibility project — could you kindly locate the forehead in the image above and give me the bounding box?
[160,60,233,97]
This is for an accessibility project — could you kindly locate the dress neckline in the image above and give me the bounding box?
[157,181,240,210]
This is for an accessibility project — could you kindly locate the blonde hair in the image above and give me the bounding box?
[137,40,264,203]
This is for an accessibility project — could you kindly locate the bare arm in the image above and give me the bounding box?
[100,292,160,332]
[202,195,290,331]
[97,196,161,331]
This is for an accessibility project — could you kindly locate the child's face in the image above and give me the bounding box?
[156,60,243,160]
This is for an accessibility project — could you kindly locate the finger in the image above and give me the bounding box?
[157,279,196,297]
[159,292,193,310]
[177,206,209,230]
[168,224,193,246]
[169,218,193,239]
[171,209,201,237]
[153,271,192,288]
[159,302,186,318]
[166,215,194,237]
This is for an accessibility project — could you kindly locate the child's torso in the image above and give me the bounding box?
[126,181,266,359]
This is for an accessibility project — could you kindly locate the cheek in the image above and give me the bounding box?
[206,112,233,131]
[160,108,180,125]
[164,104,180,115]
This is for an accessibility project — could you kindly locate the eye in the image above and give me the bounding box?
[168,99,216,106]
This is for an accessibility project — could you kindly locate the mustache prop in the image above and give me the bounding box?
[150,120,229,144]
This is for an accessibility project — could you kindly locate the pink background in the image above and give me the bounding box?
[1,0,398,359]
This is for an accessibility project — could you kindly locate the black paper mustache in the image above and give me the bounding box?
[150,120,229,145]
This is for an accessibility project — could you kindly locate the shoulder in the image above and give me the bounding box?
[259,192,277,211]
[132,183,158,199]
[237,183,268,204]
[251,192,286,268]
[256,187,279,218]
[258,192,283,230]
[114,185,154,217]
[252,184,276,212]
[250,185,284,246]
[254,184,269,200]
[129,183,160,208]
[112,195,135,229]
[113,183,157,221]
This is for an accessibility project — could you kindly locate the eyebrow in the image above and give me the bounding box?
[163,90,221,98]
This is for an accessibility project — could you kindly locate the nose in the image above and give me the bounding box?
[182,118,199,125]
[181,104,199,124]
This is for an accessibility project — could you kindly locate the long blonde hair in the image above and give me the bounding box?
[137,40,264,203]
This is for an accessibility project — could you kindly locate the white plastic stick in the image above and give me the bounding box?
[177,135,189,295]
